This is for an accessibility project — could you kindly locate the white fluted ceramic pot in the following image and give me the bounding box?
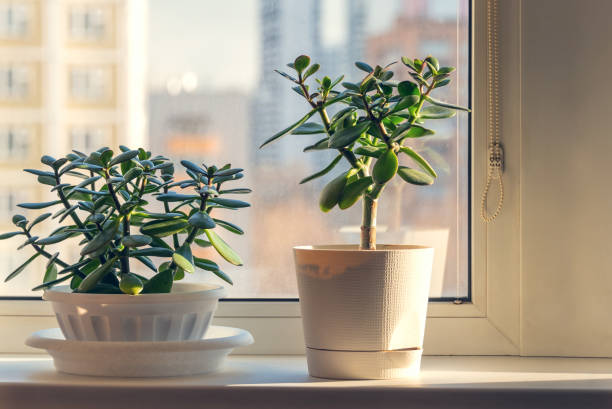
[294,245,434,380]
[43,283,226,342]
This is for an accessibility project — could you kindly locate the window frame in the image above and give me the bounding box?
[0,0,522,356]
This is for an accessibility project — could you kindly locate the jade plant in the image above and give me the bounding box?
[260,55,469,250]
[1,147,250,294]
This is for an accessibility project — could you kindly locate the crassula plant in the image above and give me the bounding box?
[260,55,469,250]
[1,147,250,294]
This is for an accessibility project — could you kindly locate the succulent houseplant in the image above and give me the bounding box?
[261,55,469,250]
[1,147,250,294]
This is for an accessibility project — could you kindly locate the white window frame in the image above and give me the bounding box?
[0,0,523,356]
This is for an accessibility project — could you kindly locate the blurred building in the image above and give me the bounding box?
[0,0,147,295]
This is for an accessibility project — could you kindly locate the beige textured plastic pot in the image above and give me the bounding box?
[294,244,434,379]
[43,282,226,342]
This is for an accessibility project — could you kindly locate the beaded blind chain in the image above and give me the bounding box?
[480,0,504,223]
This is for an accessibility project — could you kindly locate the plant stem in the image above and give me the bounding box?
[361,195,377,250]
[119,215,130,275]
[163,186,180,249]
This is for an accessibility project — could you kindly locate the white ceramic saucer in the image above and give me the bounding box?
[26,326,254,377]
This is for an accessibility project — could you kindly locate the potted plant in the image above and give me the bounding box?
[2,147,250,342]
[261,55,469,379]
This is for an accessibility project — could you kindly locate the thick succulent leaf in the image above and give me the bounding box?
[156,192,200,202]
[291,122,325,135]
[397,81,420,97]
[328,121,371,148]
[188,211,216,229]
[172,245,195,274]
[205,229,243,266]
[397,167,435,185]
[354,146,385,158]
[17,200,62,210]
[180,160,207,175]
[212,218,244,235]
[130,247,174,257]
[121,234,152,248]
[80,220,119,256]
[109,150,139,166]
[424,95,470,112]
[372,149,399,184]
[5,253,40,282]
[43,263,58,284]
[77,257,117,292]
[142,270,173,293]
[419,106,456,119]
[299,154,342,184]
[24,169,54,177]
[32,272,74,291]
[0,231,23,240]
[339,177,373,210]
[36,232,72,245]
[134,255,158,272]
[399,147,437,178]
[194,238,212,248]
[208,197,250,208]
[303,137,330,152]
[218,188,251,195]
[259,109,317,148]
[213,168,243,178]
[392,123,435,140]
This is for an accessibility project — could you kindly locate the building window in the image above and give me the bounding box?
[0,64,32,102]
[68,66,113,105]
[69,125,109,153]
[68,4,111,43]
[0,1,32,40]
[0,125,30,160]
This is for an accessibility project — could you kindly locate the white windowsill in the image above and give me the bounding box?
[2,355,612,409]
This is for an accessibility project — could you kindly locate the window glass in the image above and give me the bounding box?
[0,0,469,299]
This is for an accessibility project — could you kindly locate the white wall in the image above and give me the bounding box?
[520,0,612,356]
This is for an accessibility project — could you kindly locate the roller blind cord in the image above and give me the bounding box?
[480,0,504,223]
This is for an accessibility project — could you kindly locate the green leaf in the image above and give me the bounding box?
[299,154,342,184]
[397,81,420,97]
[17,236,39,250]
[419,106,456,119]
[433,78,451,88]
[5,253,40,282]
[291,122,325,135]
[119,273,143,295]
[424,95,470,112]
[390,95,420,113]
[43,263,58,284]
[218,188,251,195]
[397,166,435,185]
[99,149,114,166]
[41,155,56,166]
[399,147,437,178]
[355,61,373,73]
[156,192,200,202]
[58,204,79,223]
[401,56,417,71]
[391,123,435,140]
[109,150,139,166]
[194,257,233,285]
[354,145,385,158]
[173,245,195,274]
[373,149,399,184]
[205,229,243,266]
[319,170,354,212]
[130,247,174,257]
[194,239,213,250]
[213,168,243,178]
[188,211,216,229]
[339,176,373,210]
[17,201,61,210]
[12,215,27,228]
[208,197,250,208]
[303,137,330,152]
[0,231,23,240]
[36,232,72,245]
[342,82,361,92]
[32,272,75,291]
[135,255,157,272]
[328,121,371,148]
[180,160,207,175]
[259,109,317,148]
[303,63,320,79]
[80,220,119,256]
[212,218,244,235]
[425,56,440,71]
[142,270,173,293]
[77,257,117,292]
[121,234,152,248]
[24,169,55,177]
[294,55,311,74]
[132,211,183,220]
[274,69,297,82]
